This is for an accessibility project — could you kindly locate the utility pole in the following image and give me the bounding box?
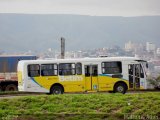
[61,37,65,59]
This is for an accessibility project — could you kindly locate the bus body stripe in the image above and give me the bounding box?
[31,77,43,87]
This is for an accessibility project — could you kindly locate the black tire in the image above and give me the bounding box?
[50,86,63,94]
[5,84,18,91]
[114,83,127,94]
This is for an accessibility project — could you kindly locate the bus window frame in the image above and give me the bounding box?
[101,61,122,74]
[27,64,40,77]
[41,64,58,76]
[59,63,76,76]
[76,62,82,75]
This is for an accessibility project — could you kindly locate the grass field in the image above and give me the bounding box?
[0,92,160,120]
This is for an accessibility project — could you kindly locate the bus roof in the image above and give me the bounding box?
[18,57,143,65]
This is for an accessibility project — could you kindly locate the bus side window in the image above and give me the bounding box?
[41,64,58,76]
[76,63,82,75]
[28,64,40,77]
[92,65,98,76]
[59,63,76,76]
[102,61,122,74]
[85,66,90,76]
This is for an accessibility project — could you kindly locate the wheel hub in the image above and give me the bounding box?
[117,86,124,92]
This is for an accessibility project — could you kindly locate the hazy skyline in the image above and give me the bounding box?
[0,0,160,16]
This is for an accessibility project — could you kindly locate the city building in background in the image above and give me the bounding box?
[125,41,135,52]
[0,41,160,77]
[146,42,156,52]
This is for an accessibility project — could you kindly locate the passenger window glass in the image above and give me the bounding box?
[76,63,82,75]
[135,64,140,77]
[92,66,98,76]
[41,64,58,76]
[72,69,75,74]
[85,66,90,76]
[102,62,122,74]
[128,64,133,75]
[59,63,76,75]
[140,65,144,78]
[28,64,40,77]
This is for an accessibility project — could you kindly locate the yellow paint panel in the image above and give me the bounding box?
[64,84,85,92]
[85,77,91,90]
[18,71,22,85]
[98,76,129,91]
[34,75,85,92]
[91,76,98,91]
[32,74,130,93]
[85,76,98,91]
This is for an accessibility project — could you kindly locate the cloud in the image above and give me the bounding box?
[0,0,159,16]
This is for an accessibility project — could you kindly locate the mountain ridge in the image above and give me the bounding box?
[0,14,160,52]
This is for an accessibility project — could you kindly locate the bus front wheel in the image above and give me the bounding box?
[114,83,127,94]
[50,86,64,95]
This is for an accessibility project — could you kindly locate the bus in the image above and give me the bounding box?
[17,57,148,94]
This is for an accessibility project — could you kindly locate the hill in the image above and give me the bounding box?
[0,14,160,52]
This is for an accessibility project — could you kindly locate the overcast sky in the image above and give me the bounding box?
[0,0,160,16]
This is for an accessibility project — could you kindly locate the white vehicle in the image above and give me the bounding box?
[18,57,148,94]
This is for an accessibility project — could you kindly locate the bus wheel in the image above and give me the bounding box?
[50,86,63,95]
[5,84,18,91]
[114,83,127,94]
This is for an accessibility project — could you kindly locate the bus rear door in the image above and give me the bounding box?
[85,64,98,91]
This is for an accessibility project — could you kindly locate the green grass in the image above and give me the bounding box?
[0,92,160,120]
[0,91,20,95]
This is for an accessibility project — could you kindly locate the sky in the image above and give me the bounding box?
[0,0,160,16]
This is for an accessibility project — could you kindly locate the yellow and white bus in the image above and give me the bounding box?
[18,57,148,94]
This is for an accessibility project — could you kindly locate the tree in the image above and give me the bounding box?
[148,75,160,90]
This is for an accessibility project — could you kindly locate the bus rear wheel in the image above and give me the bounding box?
[50,86,64,95]
[5,84,18,91]
[114,83,127,94]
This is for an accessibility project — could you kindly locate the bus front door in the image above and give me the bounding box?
[85,65,98,91]
[128,64,141,90]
